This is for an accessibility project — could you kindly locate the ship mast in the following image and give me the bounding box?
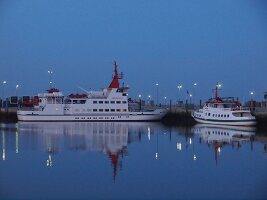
[108,61,123,89]
[215,82,219,99]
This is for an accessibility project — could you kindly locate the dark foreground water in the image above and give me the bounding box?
[0,122,266,200]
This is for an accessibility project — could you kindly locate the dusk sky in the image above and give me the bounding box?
[1,0,267,103]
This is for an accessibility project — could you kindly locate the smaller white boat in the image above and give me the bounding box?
[192,83,257,126]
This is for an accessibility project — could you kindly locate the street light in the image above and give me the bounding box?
[193,82,197,105]
[189,94,193,104]
[2,81,7,108]
[15,84,19,96]
[48,70,53,89]
[177,84,182,103]
[250,91,254,99]
[155,83,159,105]
[164,96,167,106]
[138,94,142,110]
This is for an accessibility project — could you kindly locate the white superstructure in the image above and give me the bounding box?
[17,62,167,121]
[192,84,256,126]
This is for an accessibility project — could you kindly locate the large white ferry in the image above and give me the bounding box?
[17,62,167,122]
[192,84,256,126]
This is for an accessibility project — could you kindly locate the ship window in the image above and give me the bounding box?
[39,99,42,102]
[80,100,86,104]
[93,101,97,104]
[227,115,229,117]
[105,109,109,112]
[111,101,115,104]
[65,99,71,104]
[123,109,127,112]
[99,101,103,104]
[116,101,121,104]
[93,109,97,112]
[99,109,103,112]
[73,100,78,104]
[122,101,127,104]
[208,113,210,116]
[224,115,226,117]
[116,109,120,112]
[111,109,115,112]
[212,114,214,117]
[105,101,109,104]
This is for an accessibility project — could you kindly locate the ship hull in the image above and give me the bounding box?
[17,112,165,122]
[193,116,257,126]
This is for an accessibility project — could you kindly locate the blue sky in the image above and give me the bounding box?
[0,0,267,103]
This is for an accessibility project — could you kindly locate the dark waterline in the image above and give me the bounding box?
[0,121,266,200]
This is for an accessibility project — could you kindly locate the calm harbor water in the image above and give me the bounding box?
[0,122,266,199]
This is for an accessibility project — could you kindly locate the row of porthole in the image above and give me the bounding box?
[206,131,230,136]
[73,116,131,120]
[206,113,230,118]
[71,109,128,112]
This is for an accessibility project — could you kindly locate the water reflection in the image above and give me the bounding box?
[16,122,164,180]
[193,124,256,164]
[1,122,267,199]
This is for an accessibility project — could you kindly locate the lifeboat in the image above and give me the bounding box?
[47,88,60,93]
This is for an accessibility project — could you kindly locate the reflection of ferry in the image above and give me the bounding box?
[18,121,161,180]
[17,62,166,121]
[192,83,256,126]
[193,124,255,144]
[193,124,255,163]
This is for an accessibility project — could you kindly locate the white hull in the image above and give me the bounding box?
[193,116,257,126]
[17,112,165,122]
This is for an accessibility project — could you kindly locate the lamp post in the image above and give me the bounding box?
[164,96,167,107]
[2,81,7,108]
[250,91,254,101]
[250,91,254,110]
[189,94,193,104]
[48,70,53,89]
[155,83,159,105]
[138,94,142,110]
[193,82,197,105]
[148,95,151,106]
[15,84,19,96]
[177,84,182,105]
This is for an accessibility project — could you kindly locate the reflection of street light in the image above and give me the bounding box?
[177,142,182,150]
[189,94,192,104]
[155,83,159,105]
[2,132,5,161]
[164,96,167,106]
[155,132,159,160]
